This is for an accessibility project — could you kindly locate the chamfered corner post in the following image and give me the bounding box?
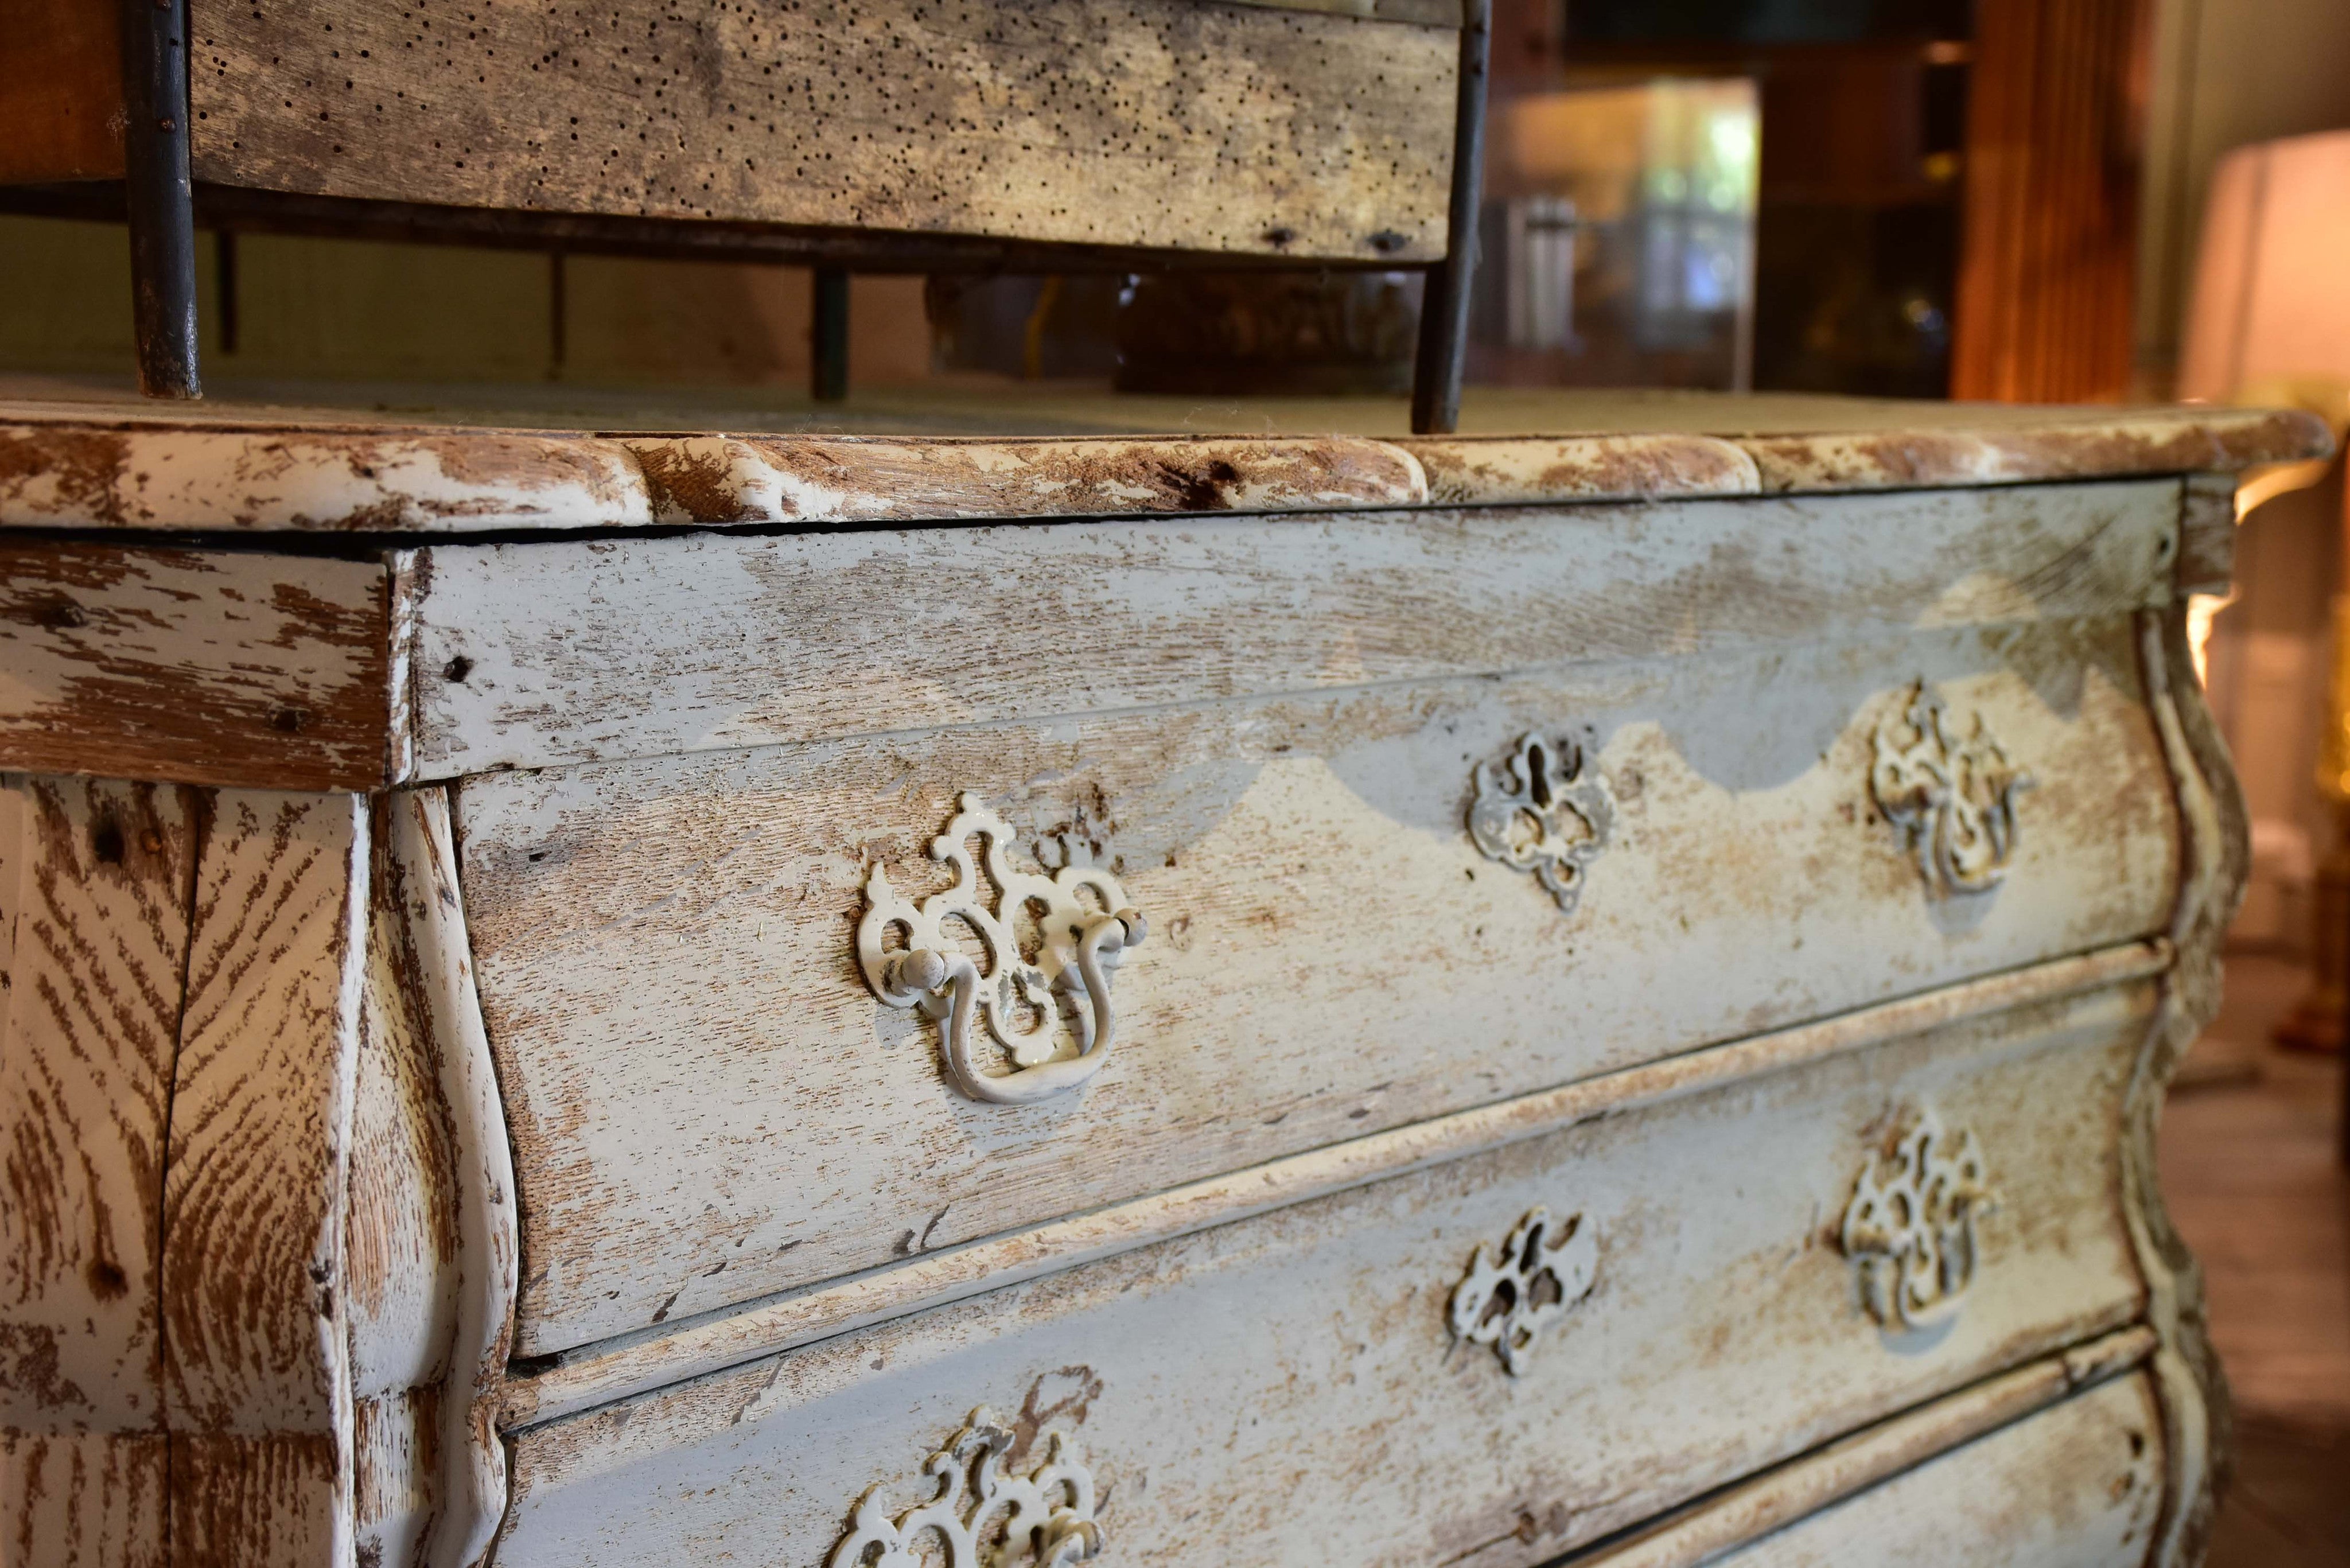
[1409,0,1489,437]
[119,0,202,399]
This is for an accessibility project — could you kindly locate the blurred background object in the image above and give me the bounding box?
[2174,130,2350,1054]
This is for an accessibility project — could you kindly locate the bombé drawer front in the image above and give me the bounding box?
[1702,1371,2165,1568]
[490,971,2159,1568]
[459,613,2180,1356]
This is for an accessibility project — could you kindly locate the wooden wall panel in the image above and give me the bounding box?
[0,0,124,184]
[1952,0,2153,402]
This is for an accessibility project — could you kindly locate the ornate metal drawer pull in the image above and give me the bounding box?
[830,1406,1102,1568]
[1466,733,1613,914]
[1839,1107,1994,1330]
[859,793,1146,1106]
[1449,1206,1599,1375]
[1870,682,2032,897]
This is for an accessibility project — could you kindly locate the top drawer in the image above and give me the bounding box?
[455,483,2189,1356]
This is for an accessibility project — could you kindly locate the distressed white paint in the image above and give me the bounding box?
[410,480,2183,778]
[492,976,2154,1568]
[460,619,2182,1353]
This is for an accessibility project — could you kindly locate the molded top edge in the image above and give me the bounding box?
[0,397,2325,534]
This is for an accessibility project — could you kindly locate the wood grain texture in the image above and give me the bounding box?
[0,544,397,793]
[1950,0,2146,403]
[1706,1371,2165,1568]
[162,791,369,1568]
[493,976,2154,1566]
[188,0,1456,263]
[0,0,124,183]
[504,940,2168,1427]
[461,616,2183,1353]
[412,478,2183,778]
[0,777,198,1568]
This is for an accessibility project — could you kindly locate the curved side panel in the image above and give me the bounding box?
[358,792,518,1568]
[2127,601,2250,1567]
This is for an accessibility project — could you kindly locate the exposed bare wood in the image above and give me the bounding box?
[0,776,197,1568]
[188,0,1456,264]
[0,544,396,793]
[0,404,2328,536]
[2176,474,2238,598]
[162,791,369,1567]
[492,976,2153,1565]
[503,940,2168,1428]
[413,479,2182,777]
[0,422,655,533]
[462,618,2182,1353]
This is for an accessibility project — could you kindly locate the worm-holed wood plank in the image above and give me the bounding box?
[492,976,2153,1566]
[0,777,197,1567]
[187,0,1455,263]
[412,478,2182,779]
[460,616,2180,1353]
[161,792,369,1568]
[0,544,396,792]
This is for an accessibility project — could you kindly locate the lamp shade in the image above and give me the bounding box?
[2179,130,2350,403]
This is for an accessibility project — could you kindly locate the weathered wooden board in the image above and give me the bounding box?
[412,478,2183,778]
[161,791,369,1568]
[459,617,2180,1353]
[0,544,397,792]
[0,777,198,1568]
[1702,1372,2164,1568]
[188,0,1456,262]
[493,977,2151,1567]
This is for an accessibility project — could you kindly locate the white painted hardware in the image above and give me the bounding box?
[1465,733,1614,912]
[858,793,1146,1106]
[1869,682,2032,896]
[1450,1206,1600,1374]
[827,1407,1102,1568]
[1839,1108,1994,1329]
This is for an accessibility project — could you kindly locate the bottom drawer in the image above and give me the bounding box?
[496,970,2156,1567]
[1713,1370,2164,1568]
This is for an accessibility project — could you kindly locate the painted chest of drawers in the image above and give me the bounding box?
[0,392,2327,1568]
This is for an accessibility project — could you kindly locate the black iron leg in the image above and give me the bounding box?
[1409,0,1489,436]
[811,267,850,402]
[120,0,201,398]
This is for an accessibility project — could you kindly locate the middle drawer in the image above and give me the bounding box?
[458,614,2177,1356]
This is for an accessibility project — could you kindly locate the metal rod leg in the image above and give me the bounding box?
[119,0,201,399]
[1409,0,1489,436]
[811,267,850,402]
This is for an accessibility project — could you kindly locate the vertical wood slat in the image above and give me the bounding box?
[1952,0,2151,402]
[0,777,200,1568]
[161,793,369,1568]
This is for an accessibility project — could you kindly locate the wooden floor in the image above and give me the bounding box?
[2161,953,2350,1567]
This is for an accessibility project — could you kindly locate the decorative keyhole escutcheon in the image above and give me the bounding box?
[1466,733,1614,915]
